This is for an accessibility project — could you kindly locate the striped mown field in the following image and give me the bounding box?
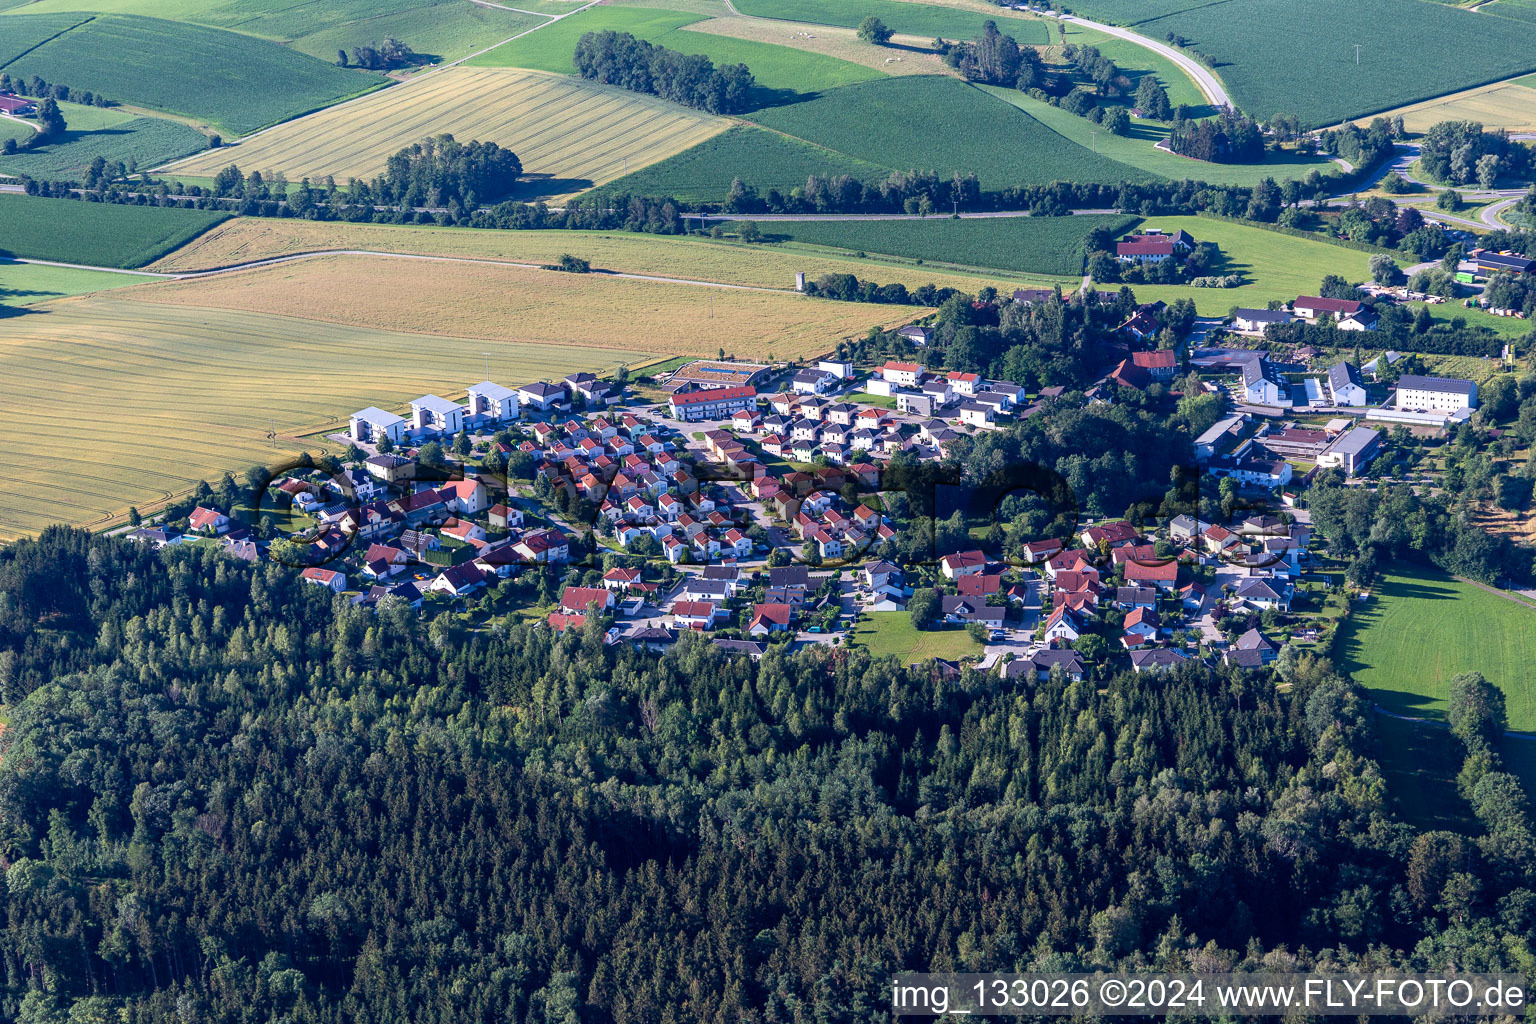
[0,296,625,540]
[146,217,1076,294]
[1356,77,1536,134]
[166,68,728,197]
[127,254,917,359]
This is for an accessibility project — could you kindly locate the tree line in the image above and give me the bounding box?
[573,29,755,115]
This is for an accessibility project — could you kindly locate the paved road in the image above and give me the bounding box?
[1056,14,1230,109]
[694,208,1118,223]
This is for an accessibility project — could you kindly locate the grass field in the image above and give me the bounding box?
[746,75,1157,187]
[979,86,1340,186]
[0,259,148,304]
[466,4,881,102]
[0,296,631,539]
[0,115,208,179]
[848,611,982,662]
[1357,77,1536,134]
[0,11,89,65]
[1056,20,1208,113]
[586,124,890,202]
[1338,564,1536,733]
[166,68,727,199]
[5,0,548,64]
[0,194,229,268]
[128,253,920,358]
[758,214,1138,276]
[145,216,1076,293]
[0,14,388,135]
[1133,0,1536,124]
[682,16,950,76]
[1093,216,1390,315]
[730,0,1048,41]
[1052,0,1207,25]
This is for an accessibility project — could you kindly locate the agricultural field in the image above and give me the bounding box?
[1049,0,1208,25]
[146,216,1069,294]
[1338,564,1536,732]
[0,14,388,135]
[466,4,880,101]
[1056,20,1209,113]
[0,295,628,539]
[848,612,982,662]
[585,124,888,203]
[683,16,949,76]
[0,115,208,179]
[757,214,1138,276]
[0,193,229,268]
[127,253,920,359]
[0,11,89,65]
[1360,77,1536,134]
[1483,0,1536,23]
[4,0,548,64]
[0,259,148,304]
[1094,215,1391,315]
[745,75,1158,187]
[978,86,1340,186]
[729,0,1048,41]
[1134,0,1536,124]
[167,69,727,200]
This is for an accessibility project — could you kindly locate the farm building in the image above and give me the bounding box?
[467,381,520,422]
[349,406,407,444]
[1470,249,1535,276]
[410,395,464,435]
[0,94,37,116]
[1115,229,1194,263]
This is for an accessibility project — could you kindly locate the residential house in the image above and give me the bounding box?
[1129,648,1190,673]
[1232,577,1290,611]
[940,550,987,580]
[1240,356,1288,406]
[187,506,230,535]
[409,395,464,435]
[792,368,838,395]
[1394,374,1477,412]
[1293,295,1364,322]
[518,381,566,412]
[747,603,793,635]
[429,562,486,598]
[466,381,520,422]
[940,594,1005,628]
[1230,308,1295,334]
[1043,608,1082,643]
[350,406,407,445]
[301,567,346,593]
[561,586,615,616]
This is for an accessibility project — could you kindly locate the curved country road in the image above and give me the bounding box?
[1056,14,1230,109]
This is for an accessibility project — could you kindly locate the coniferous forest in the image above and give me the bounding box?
[0,529,1533,1022]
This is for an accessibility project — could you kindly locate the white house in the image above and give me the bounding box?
[1043,608,1082,644]
[467,381,520,421]
[1394,374,1477,412]
[518,381,566,412]
[1240,357,1288,407]
[349,406,407,445]
[958,402,995,428]
[410,395,465,435]
[1326,362,1368,406]
[817,359,854,379]
[880,361,924,387]
[1230,308,1295,334]
[300,567,346,593]
[792,368,838,395]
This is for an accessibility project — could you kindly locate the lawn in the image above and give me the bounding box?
[586,124,889,203]
[145,215,1078,294]
[1134,0,1536,124]
[0,13,388,135]
[848,611,981,662]
[0,193,229,268]
[0,295,636,539]
[0,115,208,179]
[760,214,1138,277]
[729,0,1049,41]
[167,68,727,199]
[1093,215,1390,315]
[0,259,147,304]
[745,75,1159,188]
[6,0,547,64]
[978,86,1341,186]
[466,4,881,102]
[1337,563,1536,732]
[1056,20,1209,112]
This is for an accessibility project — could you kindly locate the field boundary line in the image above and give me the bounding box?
[0,13,94,72]
[155,0,605,169]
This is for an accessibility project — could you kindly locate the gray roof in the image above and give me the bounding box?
[520,381,565,398]
[1327,361,1363,393]
[1195,415,1245,447]
[468,380,517,401]
[1241,356,1286,388]
[1233,307,1294,324]
[1396,374,1476,396]
[352,406,406,426]
[1130,648,1189,670]
[1235,627,1278,651]
[1326,425,1380,457]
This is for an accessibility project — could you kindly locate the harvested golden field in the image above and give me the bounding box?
[0,297,623,539]
[684,17,950,75]
[164,68,728,197]
[148,217,1073,293]
[1358,78,1536,132]
[130,254,918,358]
